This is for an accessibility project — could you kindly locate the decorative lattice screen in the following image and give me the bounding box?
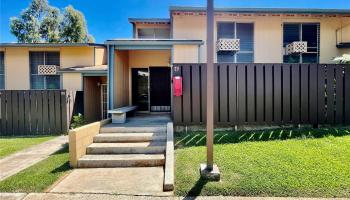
[286,41,308,55]
[216,39,240,52]
[38,65,57,75]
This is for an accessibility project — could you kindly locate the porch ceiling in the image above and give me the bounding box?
[105,39,204,50]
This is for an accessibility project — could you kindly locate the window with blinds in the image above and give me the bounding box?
[217,22,254,63]
[137,28,170,39]
[29,52,60,89]
[0,52,4,89]
[283,23,320,63]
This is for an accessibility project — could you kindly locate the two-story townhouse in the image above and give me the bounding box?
[0,43,107,123]
[107,6,350,115]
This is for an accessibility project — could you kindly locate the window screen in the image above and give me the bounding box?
[217,22,254,63]
[0,52,4,89]
[29,52,60,89]
[283,23,319,63]
[138,28,170,39]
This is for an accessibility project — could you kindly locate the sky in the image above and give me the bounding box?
[1,0,350,43]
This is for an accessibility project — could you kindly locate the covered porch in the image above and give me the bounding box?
[106,39,203,116]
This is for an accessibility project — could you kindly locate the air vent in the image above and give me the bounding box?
[286,41,307,55]
[216,39,240,52]
[38,65,57,75]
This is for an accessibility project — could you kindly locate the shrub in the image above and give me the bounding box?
[70,113,85,129]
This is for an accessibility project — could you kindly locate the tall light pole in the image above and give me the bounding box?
[200,0,220,181]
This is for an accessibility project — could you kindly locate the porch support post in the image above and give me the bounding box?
[200,0,220,181]
[108,45,115,110]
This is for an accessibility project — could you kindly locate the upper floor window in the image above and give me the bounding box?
[217,22,254,63]
[137,28,170,39]
[0,52,4,89]
[283,23,320,63]
[29,52,60,89]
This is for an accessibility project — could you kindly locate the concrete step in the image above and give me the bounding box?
[99,126,166,133]
[86,142,166,154]
[77,154,165,168]
[93,133,166,143]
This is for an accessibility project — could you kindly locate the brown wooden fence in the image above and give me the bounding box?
[0,90,68,136]
[173,63,350,126]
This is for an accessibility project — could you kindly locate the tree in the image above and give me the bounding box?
[10,0,49,42]
[60,5,94,43]
[39,7,61,43]
[10,0,95,43]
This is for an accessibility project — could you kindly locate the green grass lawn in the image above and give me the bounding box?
[0,146,71,192]
[0,136,55,158]
[175,127,350,197]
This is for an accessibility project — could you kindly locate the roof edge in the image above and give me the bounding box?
[0,43,106,48]
[128,18,171,24]
[169,6,350,14]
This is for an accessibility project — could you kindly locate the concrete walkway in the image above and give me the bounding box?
[0,135,67,181]
[49,167,171,196]
[1,193,349,200]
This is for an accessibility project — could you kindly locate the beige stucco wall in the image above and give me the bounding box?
[173,45,200,63]
[4,47,30,89]
[62,73,82,91]
[113,50,130,108]
[94,47,107,66]
[172,14,350,63]
[60,47,94,68]
[1,46,104,90]
[129,50,171,67]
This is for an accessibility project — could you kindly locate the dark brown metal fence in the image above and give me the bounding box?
[0,90,68,136]
[173,63,350,126]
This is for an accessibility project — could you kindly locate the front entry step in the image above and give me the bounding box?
[93,133,166,143]
[77,154,165,168]
[86,142,166,154]
[100,126,166,133]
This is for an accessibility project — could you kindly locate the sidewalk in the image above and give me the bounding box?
[1,193,349,200]
[0,136,68,181]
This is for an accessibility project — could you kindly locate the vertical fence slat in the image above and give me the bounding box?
[24,91,31,135]
[256,64,264,123]
[345,65,350,124]
[30,91,37,135]
[335,65,344,124]
[318,65,326,124]
[42,90,49,133]
[192,65,201,124]
[0,91,6,135]
[201,65,207,123]
[274,64,282,123]
[214,65,219,123]
[300,65,309,123]
[291,64,300,124]
[237,64,246,123]
[247,64,255,123]
[54,90,61,134]
[18,91,25,134]
[48,91,56,134]
[11,91,19,135]
[309,64,318,125]
[6,91,13,135]
[219,64,228,122]
[326,65,335,124]
[182,65,192,124]
[61,91,68,133]
[282,64,291,123]
[36,91,43,134]
[228,64,237,123]
[265,64,273,123]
